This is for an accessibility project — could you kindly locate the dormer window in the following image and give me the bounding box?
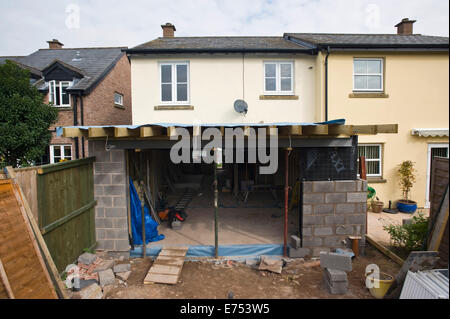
[49,80,72,107]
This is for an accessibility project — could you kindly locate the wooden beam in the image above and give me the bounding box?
[114,127,140,138]
[140,126,163,137]
[167,126,178,137]
[353,125,378,134]
[88,127,114,138]
[328,125,354,136]
[302,125,329,136]
[62,127,88,138]
[376,124,398,134]
[0,258,14,299]
[366,235,404,266]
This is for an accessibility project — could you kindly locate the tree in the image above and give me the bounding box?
[0,60,58,167]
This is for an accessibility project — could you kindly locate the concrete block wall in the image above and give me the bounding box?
[301,180,367,257]
[90,140,130,253]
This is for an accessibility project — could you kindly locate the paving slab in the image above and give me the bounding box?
[113,263,131,273]
[98,269,115,287]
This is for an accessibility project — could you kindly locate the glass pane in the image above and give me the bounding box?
[354,60,367,74]
[280,64,291,77]
[49,82,54,103]
[367,161,380,175]
[161,65,172,83]
[55,85,61,105]
[53,146,61,157]
[431,147,449,158]
[61,88,70,105]
[114,93,123,105]
[177,84,187,101]
[367,76,382,90]
[367,60,381,74]
[365,146,380,159]
[265,64,276,77]
[354,76,367,90]
[265,78,276,91]
[161,83,172,101]
[281,78,291,91]
[64,146,72,158]
[54,156,61,163]
[176,64,187,83]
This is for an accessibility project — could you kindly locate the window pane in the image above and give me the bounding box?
[354,60,367,74]
[53,146,61,157]
[54,156,61,162]
[55,85,61,105]
[367,76,382,90]
[265,64,276,77]
[354,75,367,90]
[64,146,72,159]
[367,60,381,74]
[177,84,187,101]
[161,83,172,101]
[367,161,380,175]
[114,93,123,105]
[280,64,291,77]
[161,65,172,83]
[265,78,276,91]
[366,146,380,159]
[61,84,70,105]
[176,64,187,83]
[49,81,54,103]
[281,78,291,91]
[431,147,449,158]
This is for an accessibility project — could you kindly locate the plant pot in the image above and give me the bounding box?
[396,200,417,214]
[365,272,394,299]
[371,201,384,213]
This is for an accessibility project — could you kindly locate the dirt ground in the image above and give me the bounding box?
[100,244,400,299]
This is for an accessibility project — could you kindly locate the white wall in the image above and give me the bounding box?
[131,54,317,125]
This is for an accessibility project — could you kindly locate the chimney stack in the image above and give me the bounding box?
[47,39,64,49]
[161,23,176,38]
[395,18,416,35]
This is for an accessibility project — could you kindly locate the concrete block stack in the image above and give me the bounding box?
[288,235,310,258]
[320,251,352,295]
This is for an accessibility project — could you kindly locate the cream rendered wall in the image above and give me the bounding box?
[131,54,316,125]
[327,52,449,207]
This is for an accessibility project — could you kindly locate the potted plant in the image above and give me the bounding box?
[396,160,417,213]
[367,186,384,213]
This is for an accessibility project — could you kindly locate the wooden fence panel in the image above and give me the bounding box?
[14,167,39,222]
[429,157,449,268]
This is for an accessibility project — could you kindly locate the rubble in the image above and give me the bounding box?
[78,252,97,265]
[99,269,115,287]
[93,259,115,273]
[113,263,131,273]
[116,271,131,282]
[258,256,283,274]
[80,283,103,299]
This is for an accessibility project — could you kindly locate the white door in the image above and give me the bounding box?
[425,144,449,207]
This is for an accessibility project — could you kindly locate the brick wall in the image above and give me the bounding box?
[301,180,368,256]
[89,140,129,254]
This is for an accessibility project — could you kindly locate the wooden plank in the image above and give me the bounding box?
[376,124,398,134]
[62,127,88,138]
[140,126,163,137]
[428,186,449,251]
[328,125,354,136]
[148,264,181,275]
[302,125,329,135]
[0,258,14,299]
[366,234,404,266]
[144,273,178,285]
[88,127,114,138]
[114,127,140,138]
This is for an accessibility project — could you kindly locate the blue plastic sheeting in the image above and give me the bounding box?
[130,244,284,259]
[129,177,165,244]
[56,119,345,136]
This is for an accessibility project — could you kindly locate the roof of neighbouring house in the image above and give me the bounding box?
[128,36,314,53]
[284,33,449,49]
[2,47,127,93]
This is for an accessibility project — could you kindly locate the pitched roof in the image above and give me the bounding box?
[284,33,449,49]
[13,47,126,92]
[129,36,314,53]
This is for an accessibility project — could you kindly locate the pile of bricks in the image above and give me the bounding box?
[320,251,352,295]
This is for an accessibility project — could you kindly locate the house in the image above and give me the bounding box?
[60,22,406,259]
[1,40,132,164]
[285,18,449,208]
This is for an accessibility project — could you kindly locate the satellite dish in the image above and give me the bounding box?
[234,99,248,114]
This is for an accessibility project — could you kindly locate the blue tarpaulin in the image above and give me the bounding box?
[129,177,165,244]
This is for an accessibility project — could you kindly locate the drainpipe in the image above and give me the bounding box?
[284,148,291,257]
[72,95,80,159]
[324,46,331,122]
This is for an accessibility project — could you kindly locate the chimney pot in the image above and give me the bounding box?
[161,23,176,38]
[47,39,64,49]
[395,18,416,35]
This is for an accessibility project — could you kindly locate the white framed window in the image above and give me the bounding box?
[263,62,294,95]
[114,92,124,106]
[48,80,72,107]
[357,144,382,177]
[159,62,189,104]
[50,145,72,164]
[353,58,383,92]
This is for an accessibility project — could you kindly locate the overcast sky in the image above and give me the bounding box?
[0,0,448,56]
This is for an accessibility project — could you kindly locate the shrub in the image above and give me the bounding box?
[383,212,428,251]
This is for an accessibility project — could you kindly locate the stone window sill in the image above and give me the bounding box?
[54,106,72,111]
[114,104,125,109]
[259,95,299,100]
[154,105,194,110]
[367,178,387,183]
[349,92,389,98]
